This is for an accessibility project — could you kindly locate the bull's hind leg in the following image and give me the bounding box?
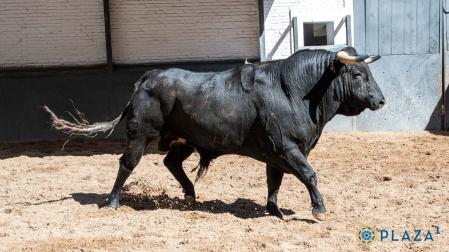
[163,144,196,203]
[106,90,163,209]
[266,164,284,219]
[107,136,147,209]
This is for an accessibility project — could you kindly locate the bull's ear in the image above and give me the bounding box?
[337,51,369,65]
[364,55,381,64]
[241,64,255,91]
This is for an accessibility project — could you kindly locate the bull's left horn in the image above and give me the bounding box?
[363,55,381,64]
[337,51,369,65]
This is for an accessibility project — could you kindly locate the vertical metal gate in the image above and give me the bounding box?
[344,0,443,131]
[443,0,449,129]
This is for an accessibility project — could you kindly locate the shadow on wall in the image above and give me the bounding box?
[425,91,444,131]
[0,71,140,143]
[0,62,243,143]
[263,0,274,29]
[426,51,447,131]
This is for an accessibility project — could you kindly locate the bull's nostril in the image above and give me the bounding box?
[379,99,385,107]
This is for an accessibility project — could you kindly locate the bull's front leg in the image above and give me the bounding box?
[266,164,284,219]
[280,146,326,221]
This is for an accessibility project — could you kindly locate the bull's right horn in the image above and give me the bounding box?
[337,51,369,65]
[363,55,381,64]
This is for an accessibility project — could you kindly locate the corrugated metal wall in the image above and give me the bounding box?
[0,0,106,67]
[362,0,439,55]
[0,0,259,67]
[110,0,259,64]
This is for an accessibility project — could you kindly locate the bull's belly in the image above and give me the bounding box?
[159,133,271,165]
[163,115,276,163]
[164,119,248,152]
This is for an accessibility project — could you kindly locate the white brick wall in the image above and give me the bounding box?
[109,0,260,64]
[263,0,298,60]
[263,0,353,60]
[0,0,107,67]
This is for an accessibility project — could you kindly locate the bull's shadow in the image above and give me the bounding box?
[70,192,311,221]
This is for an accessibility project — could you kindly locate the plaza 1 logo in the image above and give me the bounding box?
[358,227,376,243]
[357,226,441,243]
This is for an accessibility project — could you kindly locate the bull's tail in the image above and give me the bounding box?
[42,104,128,138]
[195,155,212,183]
[191,150,217,183]
[43,69,162,138]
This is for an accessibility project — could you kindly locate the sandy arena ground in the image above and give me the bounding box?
[1,132,448,251]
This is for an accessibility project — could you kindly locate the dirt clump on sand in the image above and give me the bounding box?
[1,132,448,251]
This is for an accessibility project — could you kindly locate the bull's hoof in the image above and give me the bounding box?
[104,199,120,209]
[267,202,284,219]
[184,195,196,204]
[312,208,326,221]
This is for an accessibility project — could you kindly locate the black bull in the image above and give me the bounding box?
[44,47,385,221]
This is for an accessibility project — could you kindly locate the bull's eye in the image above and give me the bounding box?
[352,73,362,79]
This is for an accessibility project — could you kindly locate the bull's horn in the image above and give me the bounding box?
[363,55,381,64]
[337,51,369,64]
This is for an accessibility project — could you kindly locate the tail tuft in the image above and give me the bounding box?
[42,105,121,137]
[194,157,211,183]
[191,150,217,183]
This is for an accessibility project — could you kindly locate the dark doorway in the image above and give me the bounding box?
[303,22,334,46]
